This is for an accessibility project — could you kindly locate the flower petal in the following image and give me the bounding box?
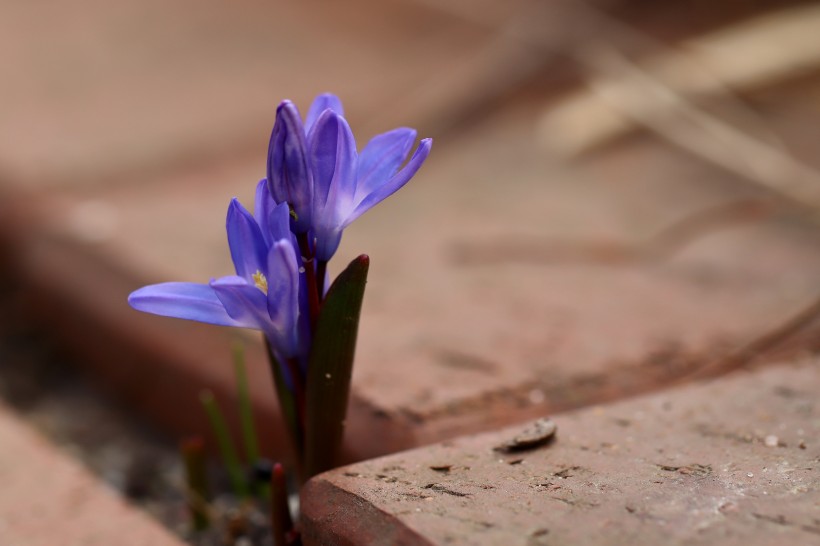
[254,178,275,246]
[227,198,268,280]
[267,101,313,233]
[309,110,337,210]
[310,110,358,219]
[268,201,293,242]
[310,111,359,261]
[266,241,299,323]
[210,276,273,335]
[128,282,242,327]
[345,138,432,226]
[314,226,344,263]
[305,93,344,135]
[354,128,416,204]
[266,240,301,357]
[326,114,359,216]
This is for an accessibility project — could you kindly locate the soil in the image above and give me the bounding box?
[0,275,275,545]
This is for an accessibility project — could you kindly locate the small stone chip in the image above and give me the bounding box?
[493,418,557,453]
[764,435,779,447]
[429,464,452,472]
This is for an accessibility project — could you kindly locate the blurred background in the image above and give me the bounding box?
[1,0,820,535]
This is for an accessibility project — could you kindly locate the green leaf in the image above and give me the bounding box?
[304,254,369,480]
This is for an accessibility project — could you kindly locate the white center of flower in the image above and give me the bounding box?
[252,270,268,293]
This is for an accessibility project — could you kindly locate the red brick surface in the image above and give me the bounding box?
[2,0,820,525]
[0,0,492,187]
[302,360,820,545]
[2,1,820,544]
[0,400,184,546]
[7,93,819,463]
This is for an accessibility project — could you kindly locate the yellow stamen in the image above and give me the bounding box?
[252,270,268,293]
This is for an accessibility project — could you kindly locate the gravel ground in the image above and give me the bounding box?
[0,275,275,545]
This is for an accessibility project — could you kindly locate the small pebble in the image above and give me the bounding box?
[719,501,738,514]
[528,389,545,405]
[747,473,754,478]
[493,418,557,453]
[764,435,779,447]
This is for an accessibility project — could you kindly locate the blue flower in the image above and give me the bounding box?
[268,93,432,261]
[128,181,306,361]
[267,101,313,234]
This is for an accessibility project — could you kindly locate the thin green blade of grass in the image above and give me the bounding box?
[232,341,261,464]
[232,341,270,499]
[200,390,249,499]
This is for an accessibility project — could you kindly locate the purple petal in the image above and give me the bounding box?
[266,240,301,357]
[267,101,313,232]
[210,276,273,334]
[309,110,358,218]
[268,201,293,242]
[128,282,242,327]
[309,110,337,210]
[266,241,299,322]
[325,114,359,216]
[345,138,432,226]
[313,226,344,262]
[354,128,416,204]
[227,199,268,280]
[309,111,359,261]
[254,179,275,246]
[305,93,344,135]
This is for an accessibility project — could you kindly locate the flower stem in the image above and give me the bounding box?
[180,436,210,531]
[265,341,304,477]
[270,462,295,546]
[316,259,328,301]
[285,357,307,437]
[297,233,321,330]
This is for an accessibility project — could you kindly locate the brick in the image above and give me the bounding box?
[0,400,184,546]
[3,89,820,464]
[5,0,772,190]
[0,0,488,187]
[301,360,820,545]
